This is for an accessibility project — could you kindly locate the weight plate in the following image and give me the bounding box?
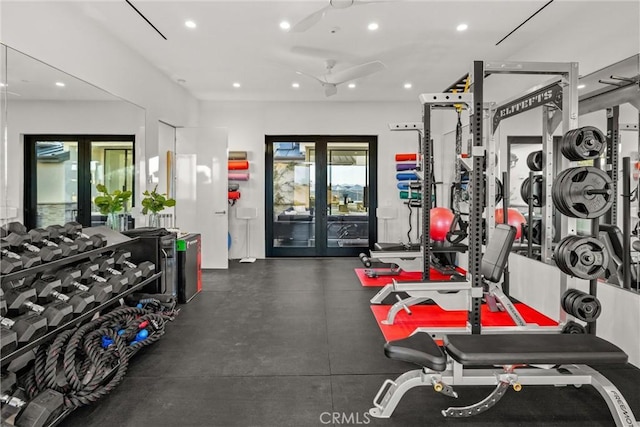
[560,236,609,279]
[562,321,586,334]
[526,150,543,172]
[561,126,606,161]
[552,167,613,218]
[572,293,602,322]
[561,288,580,314]
[520,175,543,207]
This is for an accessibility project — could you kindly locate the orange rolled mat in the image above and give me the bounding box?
[228,191,241,200]
[228,160,249,170]
[395,153,418,161]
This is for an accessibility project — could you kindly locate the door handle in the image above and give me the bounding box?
[214,210,227,215]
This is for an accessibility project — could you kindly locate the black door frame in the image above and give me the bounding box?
[24,134,135,229]
[265,135,378,257]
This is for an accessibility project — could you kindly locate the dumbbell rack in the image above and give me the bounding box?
[1,236,161,366]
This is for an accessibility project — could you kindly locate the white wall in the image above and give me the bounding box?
[199,100,442,259]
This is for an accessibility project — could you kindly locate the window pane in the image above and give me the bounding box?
[90,141,134,226]
[35,141,78,228]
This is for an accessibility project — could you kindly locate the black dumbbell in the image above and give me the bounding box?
[50,268,98,311]
[34,276,95,316]
[93,256,137,288]
[64,222,107,248]
[1,240,40,269]
[76,262,115,303]
[0,289,7,317]
[3,286,45,316]
[47,224,93,252]
[0,372,26,420]
[1,251,22,274]
[4,232,62,262]
[0,314,47,345]
[113,251,156,279]
[28,227,78,257]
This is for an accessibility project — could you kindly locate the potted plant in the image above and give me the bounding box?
[94,183,132,230]
[141,185,176,227]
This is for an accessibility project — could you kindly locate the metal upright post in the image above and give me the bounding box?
[542,105,555,263]
[622,157,631,290]
[469,61,485,334]
[604,106,620,225]
[501,171,510,296]
[423,105,432,281]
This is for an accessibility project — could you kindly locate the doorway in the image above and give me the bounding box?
[24,134,135,229]
[265,135,377,257]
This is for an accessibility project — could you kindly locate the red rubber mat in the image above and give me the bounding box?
[354,267,465,287]
[371,303,559,342]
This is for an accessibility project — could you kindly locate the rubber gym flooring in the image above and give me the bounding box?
[62,258,640,426]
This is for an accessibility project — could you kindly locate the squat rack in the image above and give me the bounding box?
[420,60,578,334]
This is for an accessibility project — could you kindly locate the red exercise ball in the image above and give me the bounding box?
[495,208,526,239]
[430,207,455,242]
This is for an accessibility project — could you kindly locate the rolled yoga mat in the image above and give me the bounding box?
[228,151,248,160]
[396,172,418,181]
[228,191,241,200]
[395,153,418,162]
[228,183,240,191]
[228,160,249,170]
[399,191,421,199]
[396,163,417,171]
[229,173,250,181]
[397,182,411,190]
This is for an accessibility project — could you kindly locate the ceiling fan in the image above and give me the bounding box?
[290,0,385,33]
[297,59,386,97]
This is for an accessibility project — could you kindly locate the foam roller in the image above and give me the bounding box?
[228,191,241,200]
[228,183,240,191]
[397,182,411,190]
[396,172,418,181]
[229,173,250,181]
[399,191,421,200]
[396,163,417,171]
[228,151,248,160]
[228,160,249,170]
[395,153,418,161]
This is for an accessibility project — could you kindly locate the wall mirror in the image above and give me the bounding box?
[0,44,145,229]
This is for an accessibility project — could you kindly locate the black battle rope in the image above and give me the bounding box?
[407,202,413,244]
[27,306,177,409]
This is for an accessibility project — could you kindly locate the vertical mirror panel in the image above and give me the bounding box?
[272,142,316,248]
[35,140,78,227]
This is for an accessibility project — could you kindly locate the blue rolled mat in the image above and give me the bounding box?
[396,172,418,181]
[397,182,410,190]
[396,163,417,171]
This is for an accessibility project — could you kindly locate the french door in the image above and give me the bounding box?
[24,135,135,229]
[265,135,377,257]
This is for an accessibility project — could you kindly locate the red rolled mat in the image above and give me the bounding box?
[228,191,241,200]
[228,160,249,170]
[395,153,418,161]
[229,173,250,181]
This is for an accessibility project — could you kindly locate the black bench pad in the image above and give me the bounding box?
[445,334,628,366]
[384,334,447,371]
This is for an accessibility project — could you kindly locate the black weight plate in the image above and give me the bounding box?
[520,177,530,205]
[566,288,584,316]
[562,236,608,279]
[572,293,602,322]
[562,126,606,161]
[562,321,586,334]
[552,167,613,218]
[495,178,503,204]
[555,236,574,278]
[561,288,580,314]
[527,150,543,172]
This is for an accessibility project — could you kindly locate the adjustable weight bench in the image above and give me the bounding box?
[361,243,466,278]
[370,224,554,332]
[370,333,638,426]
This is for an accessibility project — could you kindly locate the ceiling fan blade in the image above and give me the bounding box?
[324,61,386,85]
[290,6,330,33]
[296,70,326,84]
[323,84,338,97]
[290,46,361,63]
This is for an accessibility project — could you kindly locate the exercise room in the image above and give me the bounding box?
[0,1,639,426]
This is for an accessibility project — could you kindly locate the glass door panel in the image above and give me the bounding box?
[327,143,369,249]
[35,141,78,228]
[90,141,134,226]
[272,142,316,248]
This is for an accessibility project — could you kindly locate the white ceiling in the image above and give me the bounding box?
[9,1,640,102]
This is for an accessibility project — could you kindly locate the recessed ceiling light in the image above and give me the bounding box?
[292,82,300,88]
[233,82,241,88]
[577,84,586,89]
[185,20,196,29]
[368,22,379,31]
[55,82,65,87]
[348,83,356,89]
[456,23,468,32]
[403,83,412,89]
[280,21,291,30]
